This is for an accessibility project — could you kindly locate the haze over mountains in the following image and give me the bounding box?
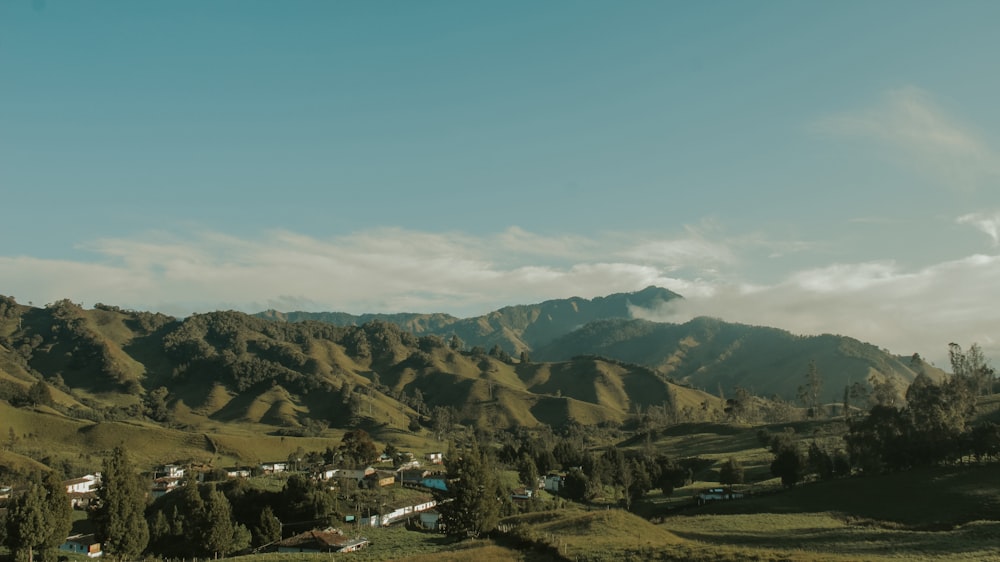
[0,287,942,435]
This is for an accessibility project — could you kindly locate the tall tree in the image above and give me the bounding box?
[93,446,150,561]
[201,484,249,559]
[797,360,823,418]
[439,440,500,538]
[40,471,72,558]
[950,342,994,397]
[253,505,282,548]
[4,471,70,562]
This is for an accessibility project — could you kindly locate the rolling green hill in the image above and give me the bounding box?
[0,295,718,439]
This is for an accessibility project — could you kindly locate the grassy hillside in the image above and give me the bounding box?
[535,317,945,402]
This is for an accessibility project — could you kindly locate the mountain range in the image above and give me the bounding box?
[0,287,942,436]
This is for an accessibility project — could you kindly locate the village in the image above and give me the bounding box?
[28,449,454,557]
[16,443,746,559]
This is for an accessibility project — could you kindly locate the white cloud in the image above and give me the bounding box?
[4,225,998,366]
[1,228,698,317]
[816,86,1000,189]
[644,255,1000,366]
[958,211,1000,246]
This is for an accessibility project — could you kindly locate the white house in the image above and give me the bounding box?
[225,467,251,479]
[425,452,444,464]
[63,474,100,495]
[334,466,375,482]
[153,464,185,479]
[260,461,288,474]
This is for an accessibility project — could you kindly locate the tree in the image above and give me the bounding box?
[719,457,744,485]
[807,442,835,480]
[201,484,249,558]
[439,440,500,538]
[950,342,994,397]
[253,505,282,548]
[93,446,150,561]
[797,361,823,418]
[27,380,54,408]
[768,430,804,487]
[339,429,377,466]
[431,406,454,441]
[725,386,757,423]
[847,381,871,415]
[3,471,71,562]
[143,386,171,422]
[869,374,897,408]
[516,452,539,490]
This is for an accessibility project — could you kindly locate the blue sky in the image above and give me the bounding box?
[2,1,999,365]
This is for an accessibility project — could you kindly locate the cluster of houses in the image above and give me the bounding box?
[29,450,453,559]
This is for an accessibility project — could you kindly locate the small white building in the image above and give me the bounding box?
[225,467,251,479]
[63,474,101,495]
[425,452,444,464]
[260,461,288,474]
[153,464,185,479]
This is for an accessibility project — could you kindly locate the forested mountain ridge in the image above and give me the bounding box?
[0,295,716,434]
[0,288,942,435]
[256,286,939,404]
[256,285,683,354]
[534,316,945,403]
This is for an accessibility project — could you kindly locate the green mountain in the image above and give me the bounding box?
[534,316,944,403]
[256,285,683,354]
[0,295,716,436]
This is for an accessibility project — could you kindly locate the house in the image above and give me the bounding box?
[64,474,101,508]
[312,465,338,480]
[397,468,431,485]
[0,485,12,499]
[151,476,183,496]
[695,487,744,505]
[276,528,368,553]
[543,473,563,493]
[511,487,534,501]
[63,474,100,495]
[224,467,251,479]
[60,534,102,558]
[153,464,185,479]
[365,470,396,488]
[260,461,289,474]
[419,510,443,531]
[378,497,437,526]
[335,466,375,482]
[425,452,444,464]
